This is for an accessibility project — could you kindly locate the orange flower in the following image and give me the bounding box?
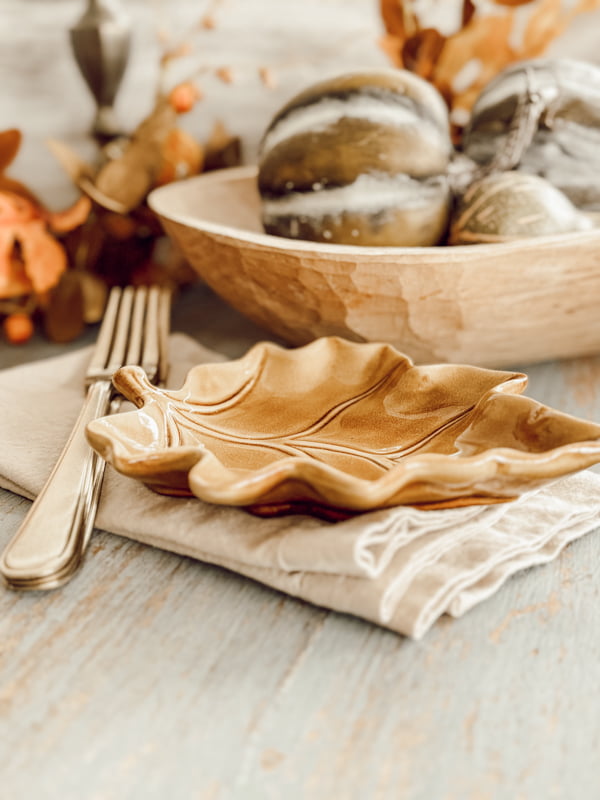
[0,190,90,300]
[0,191,66,298]
[0,129,41,205]
[0,128,91,300]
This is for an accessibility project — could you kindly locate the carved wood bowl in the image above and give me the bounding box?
[149,166,600,369]
[85,337,600,520]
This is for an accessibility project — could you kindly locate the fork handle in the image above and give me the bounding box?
[0,380,113,588]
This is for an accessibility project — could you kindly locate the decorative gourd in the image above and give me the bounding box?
[258,69,452,246]
[463,58,600,211]
[449,171,593,245]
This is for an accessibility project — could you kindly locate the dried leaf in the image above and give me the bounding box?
[46,138,94,184]
[0,174,40,205]
[432,14,514,115]
[95,142,162,212]
[16,220,67,294]
[66,207,157,286]
[47,195,92,234]
[63,208,106,272]
[379,0,411,41]
[0,228,30,299]
[379,0,600,120]
[78,177,130,214]
[402,28,446,80]
[205,120,234,152]
[101,212,138,240]
[129,259,180,287]
[132,100,178,147]
[0,129,21,172]
[0,191,68,298]
[79,271,108,324]
[0,129,39,203]
[161,246,197,286]
[576,0,600,10]
[462,0,476,26]
[93,100,178,212]
[203,120,242,171]
[521,0,568,55]
[43,269,85,343]
[378,33,404,67]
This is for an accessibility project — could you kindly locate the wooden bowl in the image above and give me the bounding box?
[148,166,600,368]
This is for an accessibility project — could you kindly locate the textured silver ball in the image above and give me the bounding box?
[463,58,600,211]
[449,171,593,245]
[258,69,453,247]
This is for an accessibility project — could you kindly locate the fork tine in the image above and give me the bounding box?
[141,286,171,384]
[87,286,121,380]
[141,285,160,380]
[105,286,136,373]
[157,287,171,386]
[125,286,148,367]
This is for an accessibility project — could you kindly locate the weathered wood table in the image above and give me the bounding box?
[3,281,600,799]
[2,2,600,798]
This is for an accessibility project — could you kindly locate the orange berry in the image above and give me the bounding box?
[168,82,202,114]
[3,312,34,344]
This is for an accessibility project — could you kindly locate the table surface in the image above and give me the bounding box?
[2,2,600,799]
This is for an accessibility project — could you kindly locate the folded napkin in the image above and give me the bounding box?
[1,334,599,639]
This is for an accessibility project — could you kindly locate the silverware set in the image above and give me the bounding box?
[0,285,171,591]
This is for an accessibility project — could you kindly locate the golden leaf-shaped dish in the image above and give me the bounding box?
[86,337,600,519]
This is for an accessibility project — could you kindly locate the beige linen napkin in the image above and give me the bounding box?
[1,334,599,639]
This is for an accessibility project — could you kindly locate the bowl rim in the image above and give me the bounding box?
[148,165,600,257]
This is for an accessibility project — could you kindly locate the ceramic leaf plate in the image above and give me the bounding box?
[86,337,600,519]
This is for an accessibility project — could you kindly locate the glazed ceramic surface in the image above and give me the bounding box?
[86,337,600,519]
[148,166,600,369]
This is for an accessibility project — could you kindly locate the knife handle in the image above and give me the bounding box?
[0,380,113,589]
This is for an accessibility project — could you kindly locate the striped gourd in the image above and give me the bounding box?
[258,69,453,246]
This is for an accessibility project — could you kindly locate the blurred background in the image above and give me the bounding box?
[1,0,600,357]
[3,0,600,207]
[1,0,389,206]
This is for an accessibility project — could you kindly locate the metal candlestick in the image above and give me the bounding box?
[69,0,132,140]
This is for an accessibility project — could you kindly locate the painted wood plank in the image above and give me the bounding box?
[2,486,600,799]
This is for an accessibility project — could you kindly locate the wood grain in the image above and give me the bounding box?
[3,282,600,800]
[2,2,600,799]
[154,166,600,368]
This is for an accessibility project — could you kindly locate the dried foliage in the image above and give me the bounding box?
[48,95,240,307]
[380,0,600,126]
[0,129,91,343]
[1,0,250,346]
[2,91,241,344]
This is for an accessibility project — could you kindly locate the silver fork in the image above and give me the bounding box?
[0,285,171,591]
